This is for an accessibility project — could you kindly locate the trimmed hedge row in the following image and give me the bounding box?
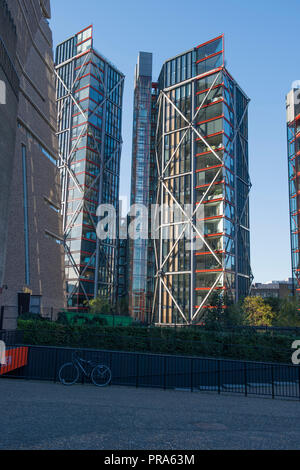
[17,320,298,364]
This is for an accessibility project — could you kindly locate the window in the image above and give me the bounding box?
[30,296,41,314]
[39,0,50,19]
[44,197,60,213]
[77,39,92,54]
[77,28,92,45]
[45,230,63,245]
[197,37,223,62]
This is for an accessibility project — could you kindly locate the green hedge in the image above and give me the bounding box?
[17,320,298,364]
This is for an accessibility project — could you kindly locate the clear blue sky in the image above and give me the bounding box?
[51,0,299,284]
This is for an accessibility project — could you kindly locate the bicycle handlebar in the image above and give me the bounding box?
[72,351,95,365]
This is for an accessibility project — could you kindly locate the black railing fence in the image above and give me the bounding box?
[1,342,300,400]
[155,324,300,339]
[0,329,24,345]
[0,306,56,323]
[191,325,300,336]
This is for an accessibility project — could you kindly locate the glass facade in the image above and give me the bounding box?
[117,215,129,300]
[287,87,300,299]
[154,35,252,325]
[129,53,158,323]
[56,26,124,311]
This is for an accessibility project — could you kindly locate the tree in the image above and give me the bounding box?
[242,296,275,326]
[117,296,129,316]
[87,297,111,315]
[226,300,247,326]
[264,297,281,316]
[205,292,236,329]
[275,297,300,327]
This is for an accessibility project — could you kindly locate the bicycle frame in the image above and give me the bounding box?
[59,352,112,387]
[73,357,92,377]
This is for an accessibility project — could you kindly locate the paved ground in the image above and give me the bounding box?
[0,379,300,450]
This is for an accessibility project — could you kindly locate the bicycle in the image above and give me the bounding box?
[58,351,112,387]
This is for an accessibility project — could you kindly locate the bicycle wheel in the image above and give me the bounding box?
[91,365,112,387]
[59,362,80,386]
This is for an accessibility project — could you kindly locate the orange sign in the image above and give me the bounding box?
[0,347,28,375]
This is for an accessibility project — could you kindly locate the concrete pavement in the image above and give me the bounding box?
[0,379,299,450]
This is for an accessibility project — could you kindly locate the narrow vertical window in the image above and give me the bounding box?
[22,144,30,285]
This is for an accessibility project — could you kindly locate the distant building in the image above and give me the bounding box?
[1,0,65,328]
[128,52,158,323]
[286,84,300,298]
[129,37,252,326]
[154,36,252,325]
[117,214,129,301]
[251,279,293,299]
[55,26,124,311]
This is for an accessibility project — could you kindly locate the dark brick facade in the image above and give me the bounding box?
[0,0,18,287]
[1,0,65,327]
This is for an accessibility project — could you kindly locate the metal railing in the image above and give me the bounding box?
[0,306,57,330]
[1,343,300,401]
[0,329,23,346]
[156,324,300,336]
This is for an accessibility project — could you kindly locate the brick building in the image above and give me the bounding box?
[0,0,65,328]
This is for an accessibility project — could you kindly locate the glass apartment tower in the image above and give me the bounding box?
[129,52,158,322]
[153,35,252,325]
[55,26,124,311]
[287,85,300,298]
